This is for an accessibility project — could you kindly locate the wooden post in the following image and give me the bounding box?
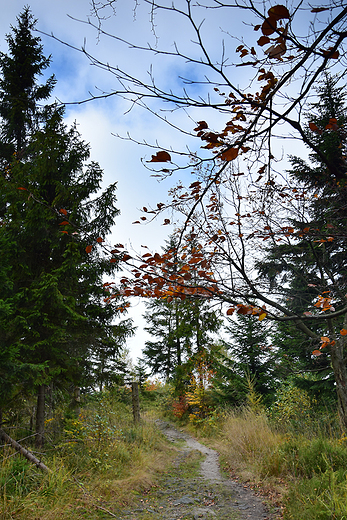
[131,382,140,424]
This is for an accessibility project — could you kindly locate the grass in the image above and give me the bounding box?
[0,390,176,520]
[185,405,347,520]
[3,386,347,520]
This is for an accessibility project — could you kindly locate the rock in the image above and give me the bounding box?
[173,495,195,505]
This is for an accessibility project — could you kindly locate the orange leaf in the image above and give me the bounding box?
[340,329,347,336]
[17,187,27,191]
[148,151,171,162]
[59,208,68,215]
[321,336,330,343]
[59,221,70,226]
[258,312,267,321]
[309,122,320,132]
[86,245,93,253]
[312,350,323,356]
[60,230,68,235]
[220,147,239,161]
[110,258,117,263]
[96,237,104,243]
[226,307,235,316]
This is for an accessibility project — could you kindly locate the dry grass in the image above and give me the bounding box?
[0,405,177,520]
[213,408,280,472]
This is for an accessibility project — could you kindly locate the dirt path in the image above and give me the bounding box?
[117,420,277,520]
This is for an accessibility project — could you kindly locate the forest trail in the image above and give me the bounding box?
[117,419,277,520]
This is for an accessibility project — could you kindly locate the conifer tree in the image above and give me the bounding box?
[0,10,132,446]
[258,76,347,415]
[225,314,276,403]
[0,7,55,160]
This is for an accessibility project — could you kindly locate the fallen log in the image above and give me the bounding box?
[0,428,51,472]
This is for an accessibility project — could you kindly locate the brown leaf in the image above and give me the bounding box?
[309,122,320,132]
[220,147,239,161]
[321,47,340,59]
[149,151,171,162]
[265,40,287,58]
[261,17,277,36]
[194,121,208,132]
[86,245,93,253]
[311,7,329,12]
[257,36,271,46]
[59,208,68,215]
[268,5,290,19]
[96,237,104,243]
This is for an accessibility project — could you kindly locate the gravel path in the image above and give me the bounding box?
[117,420,276,520]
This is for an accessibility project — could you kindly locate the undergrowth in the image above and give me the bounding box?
[0,389,173,520]
[187,403,347,520]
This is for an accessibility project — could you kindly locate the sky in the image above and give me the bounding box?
[0,0,329,361]
[0,0,188,361]
[0,0,255,362]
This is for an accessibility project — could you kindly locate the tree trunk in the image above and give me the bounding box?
[0,428,51,472]
[131,382,141,424]
[35,384,45,448]
[330,341,347,431]
[73,386,81,417]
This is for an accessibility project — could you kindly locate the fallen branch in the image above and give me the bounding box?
[0,428,51,473]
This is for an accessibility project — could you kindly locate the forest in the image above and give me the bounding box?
[1,1,347,519]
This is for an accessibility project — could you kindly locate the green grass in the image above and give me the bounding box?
[0,390,175,520]
[189,406,347,520]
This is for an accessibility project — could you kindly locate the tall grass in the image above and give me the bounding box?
[197,406,347,519]
[0,390,173,520]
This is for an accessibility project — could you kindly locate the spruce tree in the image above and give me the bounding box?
[225,314,276,403]
[0,7,55,160]
[0,10,132,446]
[257,76,347,418]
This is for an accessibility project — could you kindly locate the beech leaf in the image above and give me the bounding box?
[86,245,93,253]
[258,36,270,46]
[149,151,171,162]
[220,147,239,161]
[268,5,290,19]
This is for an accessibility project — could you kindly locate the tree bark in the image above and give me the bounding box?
[131,382,141,424]
[35,384,45,448]
[0,428,51,472]
[330,341,347,431]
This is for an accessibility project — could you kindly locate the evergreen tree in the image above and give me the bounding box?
[225,314,276,403]
[257,76,347,415]
[143,298,189,382]
[0,10,132,445]
[143,296,222,391]
[143,233,223,393]
[0,7,55,160]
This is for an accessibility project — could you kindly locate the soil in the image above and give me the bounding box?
[117,420,279,520]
